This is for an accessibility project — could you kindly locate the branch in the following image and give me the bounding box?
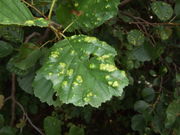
[16,101,45,135]
[24,32,41,43]
[21,0,47,18]
[119,0,133,7]
[10,74,16,126]
[48,0,57,19]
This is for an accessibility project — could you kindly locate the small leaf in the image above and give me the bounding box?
[127,30,145,46]
[165,99,180,128]
[141,88,155,102]
[0,41,13,58]
[44,116,62,135]
[156,26,172,40]
[175,0,180,18]
[56,0,120,31]
[68,125,84,135]
[176,73,180,83]
[151,1,173,21]
[7,43,41,76]
[131,114,146,131]
[33,35,129,107]
[0,126,16,135]
[17,69,36,94]
[132,43,164,62]
[0,26,24,43]
[16,119,26,129]
[0,114,4,128]
[134,100,149,113]
[0,0,50,27]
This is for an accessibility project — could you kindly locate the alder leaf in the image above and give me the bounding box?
[0,0,50,27]
[33,35,129,107]
[127,29,145,46]
[165,99,180,127]
[56,0,120,31]
[151,1,173,21]
[0,41,13,58]
[44,116,62,135]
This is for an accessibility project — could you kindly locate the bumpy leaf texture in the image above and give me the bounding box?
[0,0,49,27]
[56,0,120,31]
[33,35,129,107]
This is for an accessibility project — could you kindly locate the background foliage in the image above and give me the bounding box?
[0,0,180,135]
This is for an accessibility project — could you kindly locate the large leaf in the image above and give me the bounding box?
[56,0,120,31]
[0,0,49,27]
[33,35,129,107]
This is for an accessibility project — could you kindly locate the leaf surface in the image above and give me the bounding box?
[56,0,120,31]
[0,41,13,58]
[151,1,173,21]
[33,35,129,107]
[0,0,49,27]
[44,116,62,135]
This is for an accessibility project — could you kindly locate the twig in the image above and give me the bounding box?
[119,0,133,7]
[40,38,56,48]
[21,0,47,18]
[37,28,51,44]
[130,21,180,26]
[48,0,57,19]
[151,77,163,110]
[10,74,16,126]
[24,32,41,43]
[15,101,45,135]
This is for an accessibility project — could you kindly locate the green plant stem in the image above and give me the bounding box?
[48,0,57,20]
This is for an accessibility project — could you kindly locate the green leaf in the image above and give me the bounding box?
[134,100,149,113]
[0,114,4,128]
[175,0,180,18]
[131,114,146,132]
[0,126,16,135]
[174,87,180,99]
[56,0,120,31]
[127,29,145,46]
[7,43,41,76]
[151,1,173,21]
[17,70,35,94]
[0,41,13,58]
[132,43,164,62]
[0,0,50,27]
[44,116,62,135]
[141,88,155,102]
[156,26,172,40]
[33,76,62,106]
[176,73,180,83]
[165,99,180,127]
[0,26,24,43]
[68,125,84,135]
[33,35,129,107]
